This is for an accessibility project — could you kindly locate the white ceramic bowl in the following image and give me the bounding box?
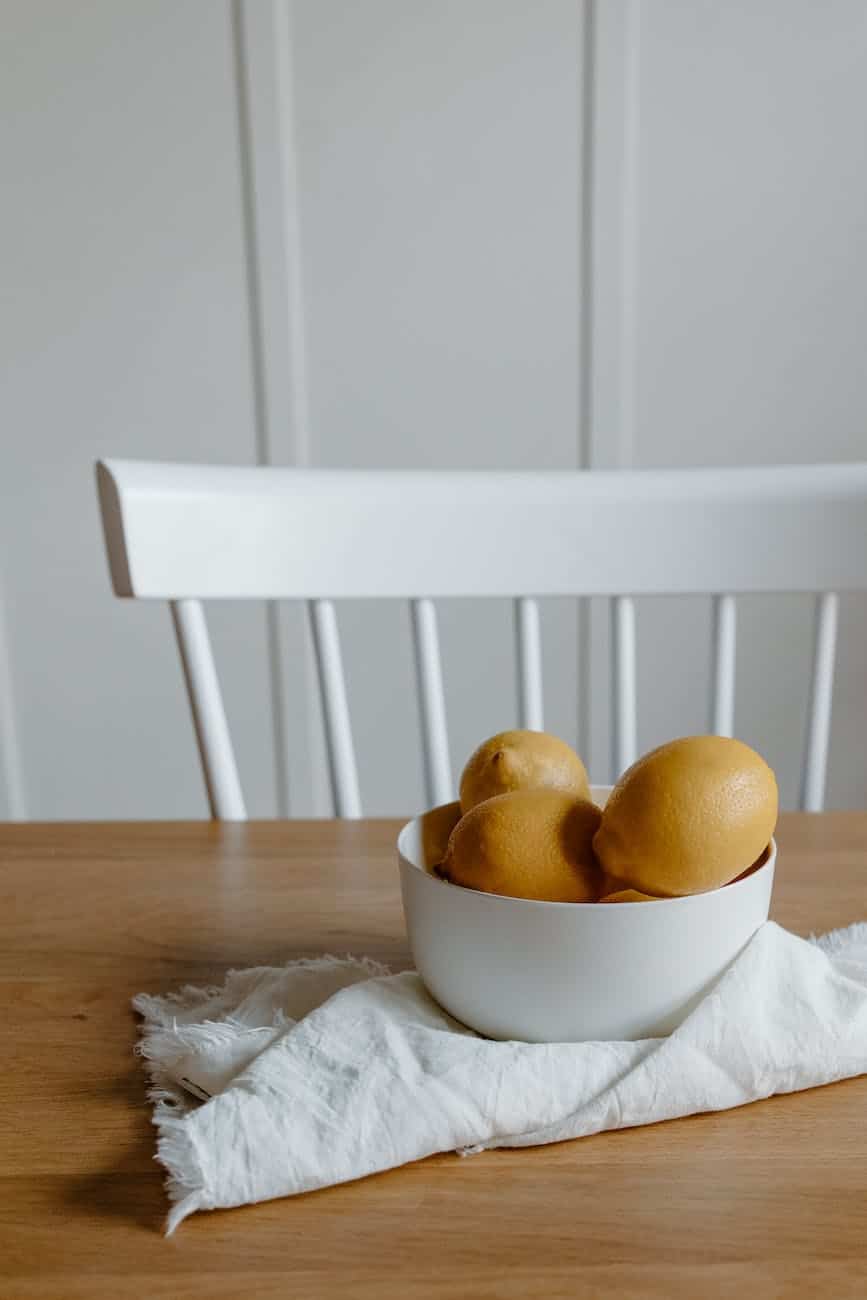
[398,786,776,1042]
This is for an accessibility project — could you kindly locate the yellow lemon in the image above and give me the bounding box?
[593,735,778,897]
[441,789,602,903]
[459,729,590,815]
[599,889,660,903]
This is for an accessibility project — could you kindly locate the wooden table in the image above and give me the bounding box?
[1,815,866,1298]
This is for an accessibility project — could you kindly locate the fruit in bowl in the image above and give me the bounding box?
[437,731,778,904]
[441,788,602,903]
[599,888,659,904]
[594,735,778,897]
[459,729,590,813]
[399,730,779,1041]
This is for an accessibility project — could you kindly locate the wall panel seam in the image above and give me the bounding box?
[582,0,641,779]
[232,0,327,816]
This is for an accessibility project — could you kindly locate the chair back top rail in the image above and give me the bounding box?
[97,460,867,601]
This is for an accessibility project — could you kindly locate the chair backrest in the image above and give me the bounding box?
[96,459,867,819]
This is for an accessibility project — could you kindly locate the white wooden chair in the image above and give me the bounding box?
[96,459,867,820]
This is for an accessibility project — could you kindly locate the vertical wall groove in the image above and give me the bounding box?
[584,0,641,473]
[577,0,597,481]
[575,0,596,765]
[581,0,642,781]
[232,0,327,816]
[617,0,641,471]
[232,0,289,816]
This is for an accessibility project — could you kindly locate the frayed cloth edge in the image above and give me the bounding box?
[133,953,392,1233]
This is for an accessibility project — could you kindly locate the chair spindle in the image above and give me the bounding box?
[710,594,737,737]
[170,598,247,820]
[611,595,638,779]
[515,597,544,731]
[410,598,452,807]
[801,591,839,812]
[308,599,362,818]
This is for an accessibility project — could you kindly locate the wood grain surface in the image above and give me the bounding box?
[1,814,866,1298]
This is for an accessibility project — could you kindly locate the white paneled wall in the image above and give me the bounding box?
[593,0,867,805]
[292,0,584,814]
[1,1,278,817]
[1,0,866,818]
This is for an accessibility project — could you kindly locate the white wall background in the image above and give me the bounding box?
[2,0,866,820]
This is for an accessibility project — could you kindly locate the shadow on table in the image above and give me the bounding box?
[62,1062,167,1234]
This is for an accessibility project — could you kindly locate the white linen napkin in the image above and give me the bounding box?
[134,922,867,1234]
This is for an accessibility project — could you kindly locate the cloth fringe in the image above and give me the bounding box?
[134,931,867,1235]
[134,953,391,1233]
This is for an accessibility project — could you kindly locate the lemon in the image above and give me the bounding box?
[599,889,660,903]
[593,735,778,897]
[459,729,590,815]
[441,788,601,903]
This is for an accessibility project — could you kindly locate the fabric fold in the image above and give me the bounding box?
[134,923,867,1234]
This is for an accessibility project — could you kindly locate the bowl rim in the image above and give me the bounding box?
[397,796,777,912]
